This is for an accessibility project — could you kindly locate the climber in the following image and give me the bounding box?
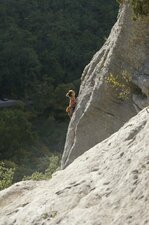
[66,90,77,118]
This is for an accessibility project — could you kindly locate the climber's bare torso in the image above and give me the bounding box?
[66,90,77,118]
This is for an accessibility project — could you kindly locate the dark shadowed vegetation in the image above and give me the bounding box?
[0,0,119,187]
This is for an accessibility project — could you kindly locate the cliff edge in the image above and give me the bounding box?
[61,2,149,169]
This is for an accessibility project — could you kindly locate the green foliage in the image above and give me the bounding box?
[0,0,118,116]
[0,107,66,182]
[23,154,60,181]
[106,71,132,100]
[0,161,15,190]
[116,0,149,17]
[130,0,149,17]
[23,171,46,181]
[31,76,55,114]
[0,109,36,159]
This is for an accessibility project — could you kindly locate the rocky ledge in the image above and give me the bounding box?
[0,107,149,225]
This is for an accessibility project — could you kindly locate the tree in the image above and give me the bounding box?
[0,109,36,159]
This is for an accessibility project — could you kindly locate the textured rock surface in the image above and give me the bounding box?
[61,3,149,168]
[0,108,149,225]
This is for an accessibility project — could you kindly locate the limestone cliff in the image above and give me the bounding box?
[0,2,149,225]
[0,108,149,225]
[61,2,149,169]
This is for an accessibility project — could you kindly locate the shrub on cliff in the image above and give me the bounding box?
[117,0,149,17]
[106,71,132,100]
[23,154,60,181]
[131,0,149,17]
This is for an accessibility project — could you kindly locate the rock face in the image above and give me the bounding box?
[0,108,149,225]
[61,2,149,169]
